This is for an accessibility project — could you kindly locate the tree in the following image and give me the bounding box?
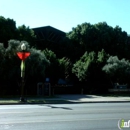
[67,22,130,61]
[102,56,130,84]
[0,16,36,48]
[0,16,17,47]
[17,25,36,47]
[0,40,49,95]
[25,47,49,95]
[0,43,6,89]
[72,50,110,93]
[58,57,72,80]
[72,51,96,81]
[97,49,110,65]
[42,49,59,85]
[43,49,73,85]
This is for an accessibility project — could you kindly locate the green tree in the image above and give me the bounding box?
[42,49,59,85]
[17,25,36,47]
[0,16,36,48]
[67,22,130,61]
[0,40,49,95]
[43,49,72,85]
[0,43,6,95]
[58,57,72,80]
[72,50,110,93]
[25,48,49,95]
[0,16,17,47]
[102,56,130,84]
[1,40,21,95]
[97,49,109,64]
[72,51,96,81]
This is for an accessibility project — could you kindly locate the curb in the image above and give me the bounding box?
[0,100,130,105]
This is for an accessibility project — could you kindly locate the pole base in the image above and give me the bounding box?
[20,97,27,102]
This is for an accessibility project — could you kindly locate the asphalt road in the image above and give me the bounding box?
[0,103,130,130]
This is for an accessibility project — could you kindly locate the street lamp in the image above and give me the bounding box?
[17,43,30,102]
[21,43,26,51]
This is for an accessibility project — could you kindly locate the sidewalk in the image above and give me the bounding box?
[56,94,130,103]
[0,94,130,104]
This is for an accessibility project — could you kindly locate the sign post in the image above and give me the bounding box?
[17,44,30,102]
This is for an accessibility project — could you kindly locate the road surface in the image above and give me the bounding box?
[0,103,130,130]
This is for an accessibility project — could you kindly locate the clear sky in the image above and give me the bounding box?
[0,0,130,34]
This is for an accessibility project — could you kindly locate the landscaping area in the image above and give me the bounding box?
[1,16,130,96]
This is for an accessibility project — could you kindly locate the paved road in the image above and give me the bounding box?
[0,103,130,130]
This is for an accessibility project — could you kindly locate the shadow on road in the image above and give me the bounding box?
[40,104,73,110]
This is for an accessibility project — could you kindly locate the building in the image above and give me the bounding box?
[32,26,66,51]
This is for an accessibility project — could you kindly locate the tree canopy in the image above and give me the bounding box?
[0,16,36,48]
[0,40,49,95]
[42,49,72,85]
[102,56,130,84]
[1,15,130,95]
[66,22,130,61]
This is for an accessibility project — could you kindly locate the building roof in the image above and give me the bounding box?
[32,26,65,34]
[32,26,66,43]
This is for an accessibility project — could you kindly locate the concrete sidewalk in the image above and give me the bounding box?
[0,94,130,104]
[56,94,130,103]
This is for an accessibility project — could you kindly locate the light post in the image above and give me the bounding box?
[17,43,30,102]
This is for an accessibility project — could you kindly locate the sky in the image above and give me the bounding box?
[0,0,130,34]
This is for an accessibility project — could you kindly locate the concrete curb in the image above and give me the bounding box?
[0,100,130,105]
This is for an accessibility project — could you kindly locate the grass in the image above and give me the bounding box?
[28,99,71,104]
[0,99,71,104]
[0,94,130,104]
[0,100,20,104]
[0,96,71,104]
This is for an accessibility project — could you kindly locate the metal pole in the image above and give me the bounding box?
[20,60,26,102]
[17,43,30,102]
